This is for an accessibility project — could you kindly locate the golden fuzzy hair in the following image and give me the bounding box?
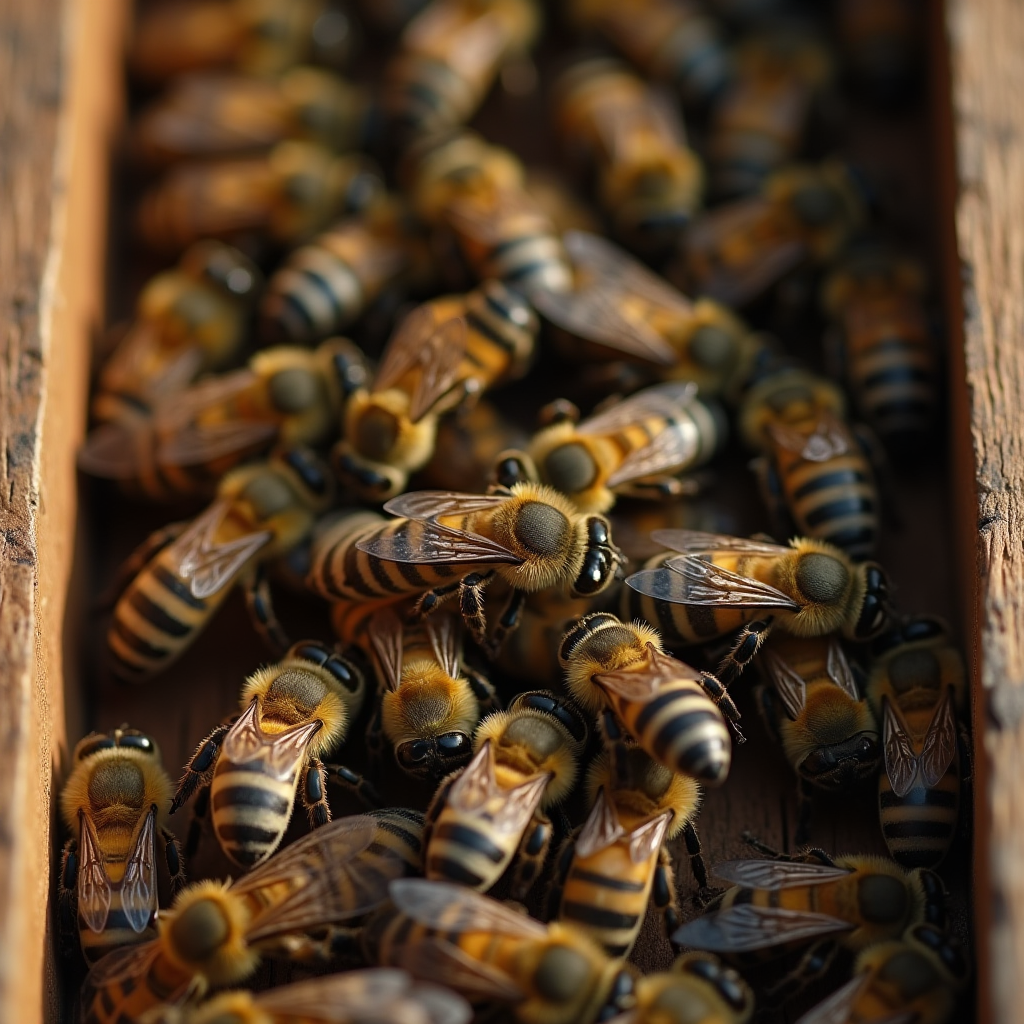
[778,681,877,768]
[381,662,480,743]
[767,538,863,637]
[188,991,267,1024]
[345,389,439,472]
[527,421,617,515]
[250,347,335,447]
[737,369,846,451]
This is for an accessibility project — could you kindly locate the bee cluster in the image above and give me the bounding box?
[65,1,970,1022]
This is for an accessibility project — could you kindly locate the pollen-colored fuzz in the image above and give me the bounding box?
[159,880,259,986]
[345,388,438,470]
[381,664,480,742]
[776,537,859,637]
[250,348,334,446]
[562,619,661,715]
[529,422,618,515]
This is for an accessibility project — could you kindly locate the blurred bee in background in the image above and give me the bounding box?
[89,242,262,429]
[678,160,864,309]
[739,363,881,560]
[128,0,358,84]
[567,0,734,111]
[424,690,587,898]
[107,447,333,680]
[332,284,537,501]
[384,0,541,140]
[523,168,603,236]
[171,640,371,868]
[623,531,891,682]
[132,67,372,168]
[707,28,834,199]
[260,196,427,346]
[559,612,737,782]
[833,0,923,103]
[152,968,473,1024]
[58,728,184,966]
[821,243,936,458]
[307,485,622,652]
[80,338,356,501]
[547,738,707,958]
[364,878,638,1024]
[79,813,422,1024]
[866,617,967,869]
[554,58,704,257]
[136,141,383,256]
[792,923,968,1024]
[757,634,880,844]
[673,846,949,1003]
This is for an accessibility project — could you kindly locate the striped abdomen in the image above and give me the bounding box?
[367,808,427,877]
[82,949,192,1024]
[425,800,525,891]
[460,281,537,388]
[385,54,483,137]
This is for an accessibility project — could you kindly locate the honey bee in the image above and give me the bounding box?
[558,612,736,782]
[132,67,371,168]
[364,878,638,1024]
[128,0,357,84]
[523,169,603,236]
[673,848,949,1002]
[79,339,354,502]
[567,0,733,110]
[792,924,968,1024]
[757,634,880,844]
[107,447,334,680]
[90,242,262,429]
[171,641,370,868]
[306,484,622,651]
[80,812,423,1024]
[739,364,881,560]
[423,690,587,898]
[384,0,541,139]
[531,232,762,403]
[707,29,834,198]
[821,244,936,457]
[623,530,891,683]
[332,282,537,501]
[554,58,704,256]
[866,618,967,869]
[58,728,185,966]
[547,740,706,958]
[678,160,864,309]
[136,141,384,255]
[151,968,473,1024]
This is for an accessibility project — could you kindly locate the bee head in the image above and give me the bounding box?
[798,734,881,790]
[571,515,623,596]
[395,732,474,783]
[669,954,755,1023]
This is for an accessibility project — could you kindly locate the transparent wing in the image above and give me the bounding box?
[627,810,672,865]
[77,423,151,480]
[383,491,511,521]
[672,904,853,952]
[575,787,626,859]
[357,520,523,567]
[761,649,807,719]
[449,742,500,810]
[390,878,548,939]
[491,774,550,834]
[445,188,551,248]
[449,743,549,836]
[626,556,801,610]
[649,530,792,556]
[153,368,258,431]
[712,859,853,889]
[882,699,920,798]
[221,699,323,781]
[427,615,461,680]
[387,935,526,1003]
[369,608,405,691]
[793,974,872,1024]
[595,647,703,703]
[120,807,159,934]
[768,415,850,463]
[156,419,279,468]
[82,939,164,990]
[919,688,958,789]
[607,420,703,488]
[578,382,697,437]
[826,640,860,702]
[77,811,112,934]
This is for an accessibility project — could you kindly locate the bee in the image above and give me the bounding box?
[128,0,356,84]
[332,282,537,501]
[423,690,587,898]
[739,364,881,560]
[821,244,936,457]
[567,0,733,110]
[558,612,736,783]
[107,446,334,680]
[58,728,185,966]
[531,232,763,404]
[523,169,603,237]
[306,484,623,651]
[509,380,725,515]
[79,339,353,501]
[707,29,834,198]
[364,878,638,1024]
[792,924,968,1024]
[554,58,704,256]
[132,67,371,168]
[547,740,706,958]
[678,160,864,309]
[623,530,891,683]
[89,242,262,429]
[136,141,384,255]
[384,0,541,139]
[673,848,949,1002]
[152,968,473,1024]
[865,618,967,869]
[80,812,424,1024]
[171,640,371,868]
[757,634,880,844]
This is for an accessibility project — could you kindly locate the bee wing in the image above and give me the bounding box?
[357,519,523,567]
[628,810,673,865]
[77,422,150,480]
[918,688,959,789]
[449,742,550,835]
[627,556,802,610]
[382,491,512,521]
[221,698,323,780]
[768,416,851,463]
[427,614,461,680]
[672,904,854,952]
[577,382,697,437]
[649,530,793,556]
[596,647,703,703]
[152,367,258,431]
[119,806,159,934]
[449,741,501,809]
[606,419,704,489]
[712,859,854,889]
[882,698,920,798]
[575,787,626,859]
[793,974,875,1024]
[761,649,806,719]
[81,940,170,1000]
[156,418,279,468]
[77,810,113,934]
[825,639,860,702]
[369,608,405,691]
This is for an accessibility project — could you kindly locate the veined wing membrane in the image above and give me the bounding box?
[649,530,792,556]
[577,381,697,437]
[390,879,548,939]
[357,520,524,566]
[383,491,510,521]
[712,859,853,889]
[672,903,853,952]
[626,556,801,609]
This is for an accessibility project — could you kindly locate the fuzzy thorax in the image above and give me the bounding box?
[382,662,480,743]
[527,422,617,515]
[775,538,863,637]
[345,388,439,471]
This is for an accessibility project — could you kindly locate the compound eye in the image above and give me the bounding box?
[396,740,432,771]
[119,734,156,755]
[437,732,471,755]
[77,736,116,760]
[573,550,613,596]
[288,641,331,667]
[801,749,835,776]
[282,447,330,499]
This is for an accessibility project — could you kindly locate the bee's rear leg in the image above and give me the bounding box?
[172,721,231,813]
[301,758,333,827]
[510,811,553,902]
[183,784,211,861]
[486,588,525,657]
[322,762,380,809]
[465,666,500,716]
[680,819,711,904]
[741,831,835,866]
[697,671,745,743]
[160,828,186,896]
[409,581,463,620]
[544,831,577,922]
[58,839,79,956]
[715,618,774,686]
[458,572,494,651]
[244,571,291,657]
[655,846,686,946]
[762,940,839,1007]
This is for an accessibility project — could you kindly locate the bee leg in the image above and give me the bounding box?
[171,722,231,812]
[94,521,188,610]
[654,847,685,943]
[715,618,774,686]
[465,665,500,715]
[492,449,538,491]
[58,839,79,955]
[486,588,526,656]
[613,476,702,500]
[301,758,332,828]
[545,832,578,921]
[794,778,815,847]
[697,671,745,743]
[510,811,553,902]
[409,580,463,620]
[740,831,835,866]
[160,828,186,896]
[679,820,711,901]
[762,940,839,1006]
[458,572,494,650]
[322,762,381,809]
[183,785,211,861]
[243,571,291,657]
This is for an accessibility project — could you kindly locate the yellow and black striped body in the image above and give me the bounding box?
[83,947,196,1024]
[363,808,428,878]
